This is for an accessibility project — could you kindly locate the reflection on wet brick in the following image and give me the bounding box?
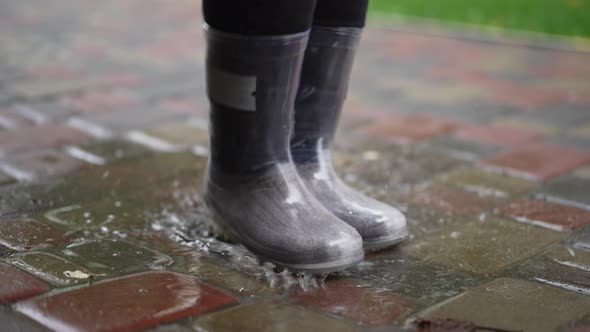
[482,143,590,180]
[404,185,496,216]
[0,262,49,304]
[17,271,237,332]
[419,278,590,332]
[11,252,99,286]
[291,278,413,325]
[500,199,590,231]
[407,217,562,274]
[0,124,91,155]
[0,218,67,251]
[193,301,357,332]
[62,240,173,274]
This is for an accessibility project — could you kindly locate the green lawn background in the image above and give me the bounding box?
[368,0,590,37]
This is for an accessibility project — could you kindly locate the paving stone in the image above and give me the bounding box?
[11,252,101,286]
[407,217,562,274]
[514,243,590,294]
[0,218,67,251]
[62,239,174,274]
[453,123,542,147]
[403,184,496,216]
[291,278,413,325]
[0,262,49,304]
[437,167,535,199]
[358,113,458,144]
[0,124,91,155]
[538,175,590,209]
[0,305,52,332]
[1,149,84,182]
[422,136,500,162]
[500,199,590,232]
[482,143,590,180]
[16,271,237,332]
[418,278,590,332]
[193,301,357,332]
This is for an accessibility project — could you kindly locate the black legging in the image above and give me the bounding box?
[203,0,369,36]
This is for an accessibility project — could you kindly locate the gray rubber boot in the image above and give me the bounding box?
[203,25,364,273]
[291,26,408,251]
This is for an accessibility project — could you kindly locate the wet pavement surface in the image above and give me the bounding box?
[1,1,590,331]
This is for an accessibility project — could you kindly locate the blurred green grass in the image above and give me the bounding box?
[368,0,590,37]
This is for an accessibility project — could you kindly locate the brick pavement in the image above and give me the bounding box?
[1,0,590,331]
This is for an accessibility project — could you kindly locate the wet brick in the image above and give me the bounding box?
[193,301,357,332]
[0,218,67,251]
[62,239,174,274]
[1,149,84,181]
[0,262,49,304]
[453,123,541,147]
[0,306,51,332]
[359,113,458,144]
[16,271,237,332]
[437,166,535,199]
[407,217,562,274]
[144,120,209,147]
[538,175,590,209]
[11,252,100,286]
[418,278,590,332]
[423,136,500,162]
[515,244,590,294]
[482,143,590,180]
[500,199,590,231]
[404,184,496,216]
[76,139,152,164]
[291,278,414,325]
[0,124,91,155]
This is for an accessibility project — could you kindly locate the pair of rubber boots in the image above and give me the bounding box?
[203,24,407,273]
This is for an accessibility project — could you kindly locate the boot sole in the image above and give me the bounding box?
[204,203,363,274]
[363,227,409,252]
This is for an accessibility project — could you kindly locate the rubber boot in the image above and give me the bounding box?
[291,26,408,251]
[203,25,364,273]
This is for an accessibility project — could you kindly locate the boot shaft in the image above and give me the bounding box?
[291,26,361,163]
[205,26,308,175]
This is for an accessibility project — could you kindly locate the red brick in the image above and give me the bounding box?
[0,124,91,154]
[500,199,590,231]
[454,124,541,147]
[0,263,49,304]
[291,279,413,325]
[359,113,458,144]
[0,219,67,251]
[482,143,590,180]
[404,185,496,216]
[16,271,237,332]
